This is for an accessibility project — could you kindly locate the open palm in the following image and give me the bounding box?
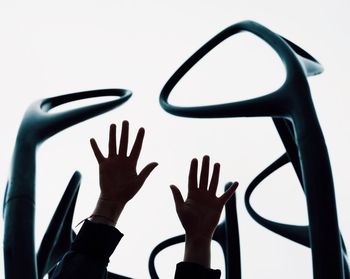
[90,121,158,206]
[170,156,238,240]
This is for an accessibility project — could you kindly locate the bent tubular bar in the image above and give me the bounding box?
[37,171,81,278]
[244,153,350,278]
[3,88,132,279]
[158,20,347,278]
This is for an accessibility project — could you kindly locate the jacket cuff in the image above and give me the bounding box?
[175,262,221,279]
[71,220,123,265]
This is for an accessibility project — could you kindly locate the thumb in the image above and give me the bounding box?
[219,181,239,204]
[137,162,158,186]
[170,185,184,210]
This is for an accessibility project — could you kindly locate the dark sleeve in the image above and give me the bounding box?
[175,262,221,279]
[50,220,124,279]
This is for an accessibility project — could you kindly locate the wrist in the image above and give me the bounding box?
[90,197,125,226]
[88,214,116,226]
[185,234,212,246]
[184,234,212,268]
[185,231,213,243]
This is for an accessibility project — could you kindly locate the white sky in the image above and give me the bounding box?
[0,1,349,278]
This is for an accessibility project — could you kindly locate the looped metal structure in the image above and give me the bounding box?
[3,88,132,279]
[244,152,349,278]
[156,20,349,279]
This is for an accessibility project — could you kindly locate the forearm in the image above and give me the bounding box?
[176,236,221,279]
[51,220,123,279]
[184,236,211,268]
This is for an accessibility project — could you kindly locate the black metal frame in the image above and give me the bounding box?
[155,20,349,279]
[2,19,349,279]
[3,89,132,279]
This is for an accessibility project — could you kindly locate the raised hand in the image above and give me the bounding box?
[170,156,238,268]
[89,120,158,226]
[170,156,238,240]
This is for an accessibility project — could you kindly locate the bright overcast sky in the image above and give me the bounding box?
[0,1,349,278]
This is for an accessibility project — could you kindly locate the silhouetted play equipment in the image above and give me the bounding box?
[2,89,133,279]
[153,20,349,279]
[2,20,349,279]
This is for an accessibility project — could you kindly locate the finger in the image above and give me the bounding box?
[170,185,184,210]
[119,120,129,156]
[90,138,105,163]
[129,127,145,162]
[219,181,239,204]
[108,124,117,157]
[188,158,198,193]
[137,162,158,186]
[199,155,210,190]
[208,163,220,194]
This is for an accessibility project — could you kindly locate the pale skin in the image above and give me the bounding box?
[89,121,158,226]
[170,156,239,268]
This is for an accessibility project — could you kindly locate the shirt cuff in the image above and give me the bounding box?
[175,262,221,279]
[71,220,124,265]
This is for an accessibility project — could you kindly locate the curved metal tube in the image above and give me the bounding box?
[37,171,81,278]
[159,20,323,119]
[3,88,132,279]
[149,235,185,279]
[158,20,346,278]
[244,153,350,278]
[244,153,310,247]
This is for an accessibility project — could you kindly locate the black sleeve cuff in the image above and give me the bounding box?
[175,262,221,279]
[71,220,123,266]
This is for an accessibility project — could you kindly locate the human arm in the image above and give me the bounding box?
[50,220,123,279]
[170,156,238,278]
[89,120,158,226]
[51,121,158,278]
